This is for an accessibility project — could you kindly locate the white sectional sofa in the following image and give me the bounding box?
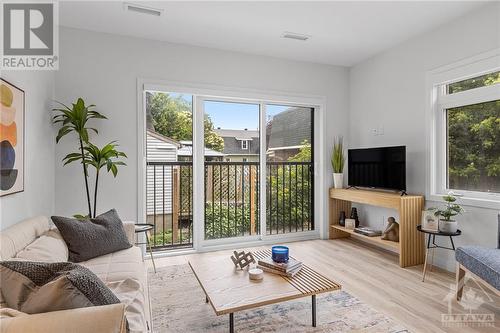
[0,216,151,333]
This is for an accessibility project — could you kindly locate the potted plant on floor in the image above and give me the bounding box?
[331,136,345,189]
[434,193,464,233]
[52,98,127,218]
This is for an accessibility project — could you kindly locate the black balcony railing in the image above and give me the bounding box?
[146,161,313,250]
[146,161,193,250]
[266,161,314,234]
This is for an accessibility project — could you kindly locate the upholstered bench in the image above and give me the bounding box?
[456,214,500,299]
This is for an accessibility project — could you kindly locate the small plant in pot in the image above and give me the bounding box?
[331,136,345,189]
[433,193,464,233]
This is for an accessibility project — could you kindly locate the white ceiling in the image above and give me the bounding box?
[59,1,488,66]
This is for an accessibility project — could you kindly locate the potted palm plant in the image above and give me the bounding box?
[53,98,127,218]
[434,193,464,233]
[331,136,345,189]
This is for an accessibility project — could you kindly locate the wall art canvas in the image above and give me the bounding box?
[0,78,24,196]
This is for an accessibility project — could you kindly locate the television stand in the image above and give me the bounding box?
[329,188,425,268]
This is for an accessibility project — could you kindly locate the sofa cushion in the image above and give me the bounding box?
[456,246,500,291]
[0,261,121,314]
[0,216,51,260]
[15,229,68,263]
[51,209,132,262]
[80,246,148,332]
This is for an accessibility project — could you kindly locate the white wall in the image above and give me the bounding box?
[0,72,55,230]
[55,27,350,237]
[349,3,500,271]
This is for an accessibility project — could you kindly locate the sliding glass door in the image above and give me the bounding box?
[266,105,314,235]
[202,99,260,240]
[144,91,194,250]
[142,88,317,251]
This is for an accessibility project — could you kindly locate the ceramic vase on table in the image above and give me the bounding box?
[333,173,343,189]
[438,219,458,233]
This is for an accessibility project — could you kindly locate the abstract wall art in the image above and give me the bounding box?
[0,78,24,196]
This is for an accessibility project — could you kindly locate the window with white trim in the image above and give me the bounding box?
[430,55,500,205]
[241,140,248,150]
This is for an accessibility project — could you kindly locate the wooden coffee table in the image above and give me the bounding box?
[189,249,341,332]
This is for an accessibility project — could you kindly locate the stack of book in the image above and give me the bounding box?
[354,226,382,237]
[257,257,303,277]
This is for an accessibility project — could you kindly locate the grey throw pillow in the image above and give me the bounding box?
[0,261,120,314]
[51,209,132,262]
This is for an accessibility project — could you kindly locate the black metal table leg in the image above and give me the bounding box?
[312,295,317,327]
[450,236,456,250]
[229,313,234,333]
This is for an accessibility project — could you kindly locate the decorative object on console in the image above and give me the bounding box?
[354,227,382,237]
[331,136,345,189]
[271,245,289,263]
[248,268,264,281]
[52,98,127,218]
[381,217,399,242]
[345,218,356,230]
[339,211,346,226]
[350,207,360,227]
[432,193,464,233]
[0,78,24,197]
[230,250,256,270]
[421,209,438,232]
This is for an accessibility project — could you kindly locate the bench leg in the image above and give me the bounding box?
[456,264,466,301]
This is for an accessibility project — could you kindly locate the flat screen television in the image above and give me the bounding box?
[348,146,406,191]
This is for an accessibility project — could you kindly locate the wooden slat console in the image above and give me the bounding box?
[329,188,425,267]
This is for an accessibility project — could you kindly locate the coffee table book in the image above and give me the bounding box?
[257,257,302,272]
[257,264,302,277]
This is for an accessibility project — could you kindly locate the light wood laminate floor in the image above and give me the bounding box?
[148,239,499,333]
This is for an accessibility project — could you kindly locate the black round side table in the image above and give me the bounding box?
[135,223,156,273]
[417,225,461,282]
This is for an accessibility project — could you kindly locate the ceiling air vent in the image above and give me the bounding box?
[124,2,163,16]
[282,32,310,41]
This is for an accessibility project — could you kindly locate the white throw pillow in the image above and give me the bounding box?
[15,229,69,262]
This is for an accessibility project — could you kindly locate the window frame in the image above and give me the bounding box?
[427,50,500,209]
[241,140,248,150]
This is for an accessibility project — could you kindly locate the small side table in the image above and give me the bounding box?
[417,225,461,282]
[135,223,156,273]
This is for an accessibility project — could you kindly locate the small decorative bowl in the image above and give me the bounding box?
[249,268,264,281]
[272,246,289,263]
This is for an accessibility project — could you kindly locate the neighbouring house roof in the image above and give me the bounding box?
[267,107,311,150]
[215,128,260,155]
[147,130,180,147]
[215,128,258,139]
[177,141,225,157]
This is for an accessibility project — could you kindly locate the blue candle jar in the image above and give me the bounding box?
[272,246,289,263]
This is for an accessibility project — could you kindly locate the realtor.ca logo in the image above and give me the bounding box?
[1,2,59,70]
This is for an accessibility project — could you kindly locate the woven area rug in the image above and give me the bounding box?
[149,265,408,333]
